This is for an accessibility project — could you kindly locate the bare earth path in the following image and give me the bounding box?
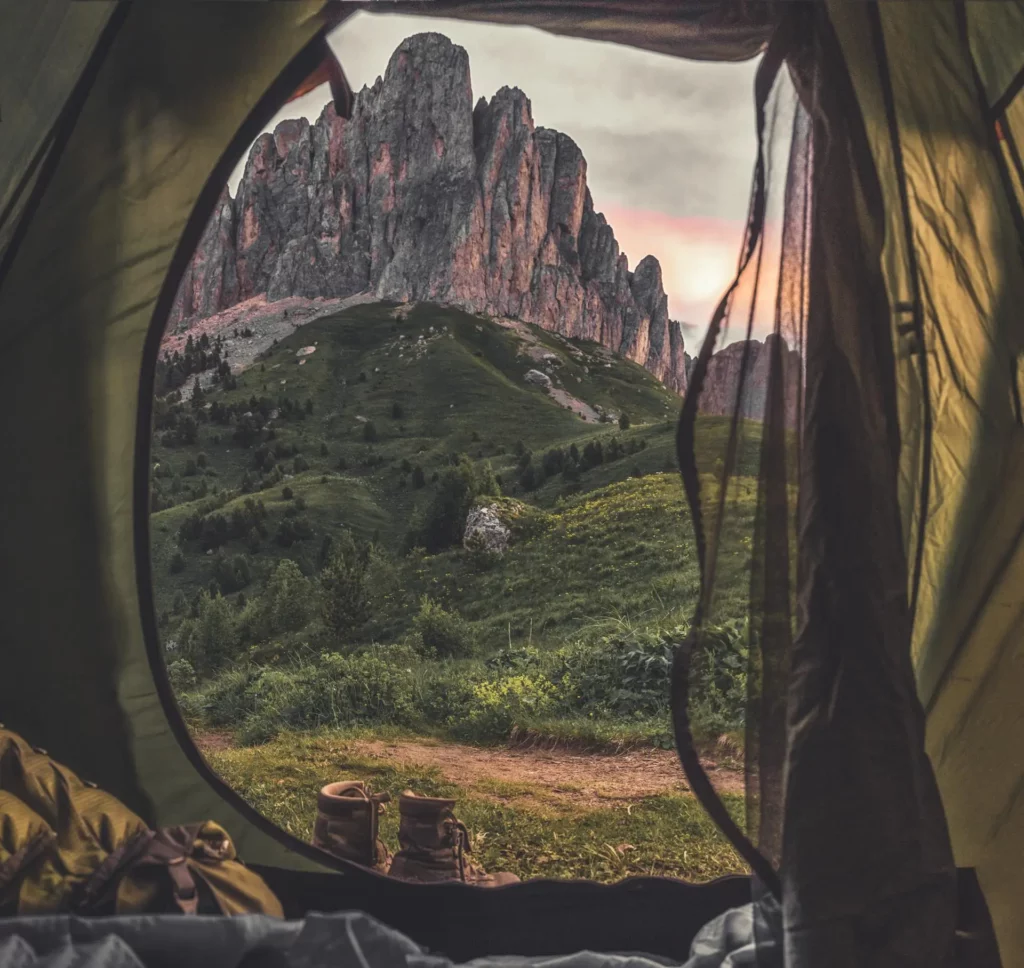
[193,732,744,810]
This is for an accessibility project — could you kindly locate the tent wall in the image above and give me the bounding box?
[0,0,337,873]
[0,0,116,261]
[828,3,1024,964]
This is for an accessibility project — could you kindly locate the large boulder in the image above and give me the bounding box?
[463,504,512,555]
[524,368,553,389]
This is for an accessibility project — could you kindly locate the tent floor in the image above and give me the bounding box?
[251,867,753,962]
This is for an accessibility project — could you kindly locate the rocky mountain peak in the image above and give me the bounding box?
[170,32,698,394]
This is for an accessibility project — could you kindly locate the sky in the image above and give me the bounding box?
[229,11,772,346]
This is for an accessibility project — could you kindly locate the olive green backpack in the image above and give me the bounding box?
[0,726,283,918]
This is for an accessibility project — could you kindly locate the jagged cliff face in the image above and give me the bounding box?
[171,33,690,393]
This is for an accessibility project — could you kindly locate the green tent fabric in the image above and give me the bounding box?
[0,0,338,874]
[823,4,1024,962]
[1,1,1022,965]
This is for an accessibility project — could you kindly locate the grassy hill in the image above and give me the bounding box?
[151,301,762,750]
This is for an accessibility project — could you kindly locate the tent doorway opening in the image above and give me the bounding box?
[149,9,781,886]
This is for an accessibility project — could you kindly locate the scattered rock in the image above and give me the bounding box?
[524,369,553,389]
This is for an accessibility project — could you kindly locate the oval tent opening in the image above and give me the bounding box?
[150,9,769,893]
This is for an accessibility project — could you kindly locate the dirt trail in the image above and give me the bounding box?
[193,732,743,810]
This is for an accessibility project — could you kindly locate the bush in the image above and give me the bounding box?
[363,421,378,443]
[169,551,186,574]
[274,515,313,547]
[407,457,499,554]
[242,560,315,641]
[687,621,749,736]
[453,675,556,743]
[618,412,631,430]
[212,553,251,594]
[412,597,477,658]
[183,591,239,674]
[282,486,293,500]
[391,402,404,419]
[319,538,370,646]
[167,658,197,692]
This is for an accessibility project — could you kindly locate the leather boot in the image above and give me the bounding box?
[387,790,518,886]
[311,781,391,870]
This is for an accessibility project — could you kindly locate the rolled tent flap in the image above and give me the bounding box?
[366,0,776,62]
[0,0,340,873]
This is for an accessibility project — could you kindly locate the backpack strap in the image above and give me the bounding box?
[125,826,203,915]
[0,827,54,895]
[78,825,202,915]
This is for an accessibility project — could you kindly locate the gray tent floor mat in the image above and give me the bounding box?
[0,902,778,968]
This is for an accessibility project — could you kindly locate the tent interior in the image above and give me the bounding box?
[1,1,1023,965]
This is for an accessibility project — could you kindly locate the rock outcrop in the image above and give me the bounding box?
[463,505,512,556]
[695,334,801,427]
[170,33,690,393]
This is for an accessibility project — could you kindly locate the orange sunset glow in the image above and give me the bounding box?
[604,204,783,351]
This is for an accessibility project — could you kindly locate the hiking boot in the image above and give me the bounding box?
[311,781,392,870]
[387,791,519,887]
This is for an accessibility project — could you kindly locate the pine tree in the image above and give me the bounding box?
[319,537,369,645]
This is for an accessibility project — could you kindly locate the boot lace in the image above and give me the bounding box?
[448,819,472,882]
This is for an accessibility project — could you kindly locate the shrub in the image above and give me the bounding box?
[167,658,197,693]
[274,515,313,547]
[282,486,293,500]
[408,456,498,553]
[391,402,404,419]
[212,553,251,594]
[453,675,556,743]
[169,551,186,574]
[257,560,315,637]
[412,597,477,658]
[618,412,631,430]
[319,538,370,646]
[417,666,479,728]
[411,466,426,489]
[183,591,239,674]
[687,621,749,737]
